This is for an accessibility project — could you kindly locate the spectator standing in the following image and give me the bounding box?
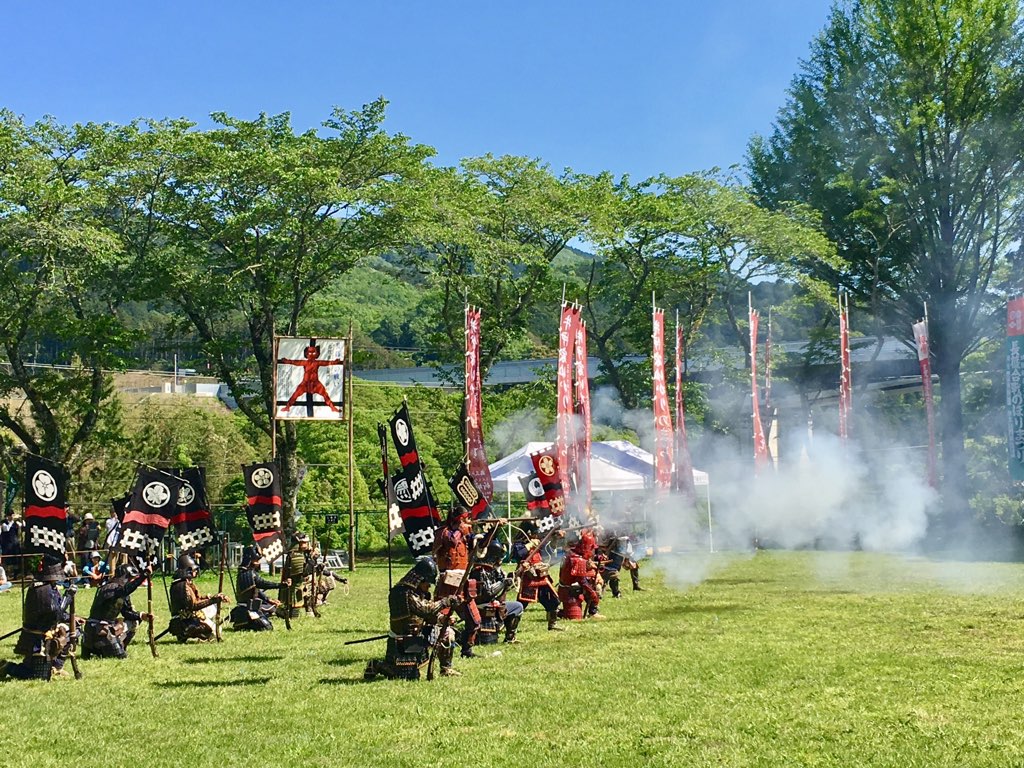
[76,513,99,567]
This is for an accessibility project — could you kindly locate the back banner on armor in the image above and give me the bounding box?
[530,447,566,516]
[170,466,216,552]
[115,466,180,564]
[23,455,68,565]
[243,462,285,564]
[391,463,441,557]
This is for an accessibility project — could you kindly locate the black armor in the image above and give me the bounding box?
[364,557,460,680]
[3,569,74,680]
[471,557,524,645]
[82,569,147,659]
[232,548,281,631]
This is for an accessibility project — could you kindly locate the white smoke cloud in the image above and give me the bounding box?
[487,383,940,591]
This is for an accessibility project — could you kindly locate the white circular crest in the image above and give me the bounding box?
[252,468,274,489]
[395,419,410,447]
[142,482,171,509]
[177,482,195,506]
[528,477,544,497]
[32,470,58,502]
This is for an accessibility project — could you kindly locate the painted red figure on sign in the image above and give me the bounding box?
[279,344,344,413]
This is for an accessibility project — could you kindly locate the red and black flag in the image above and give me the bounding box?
[519,471,548,514]
[530,447,566,517]
[391,463,441,557]
[116,466,181,564]
[170,467,216,553]
[448,463,493,519]
[388,402,420,469]
[23,455,68,565]
[519,470,560,534]
[243,462,285,564]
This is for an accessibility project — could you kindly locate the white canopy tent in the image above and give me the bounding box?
[488,440,713,550]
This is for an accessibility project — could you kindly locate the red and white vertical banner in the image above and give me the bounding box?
[573,317,592,511]
[912,318,938,487]
[750,300,770,470]
[556,303,579,495]
[464,305,493,502]
[652,305,674,489]
[838,293,852,442]
[673,314,696,500]
[764,309,773,412]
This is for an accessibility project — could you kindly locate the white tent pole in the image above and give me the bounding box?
[706,480,714,553]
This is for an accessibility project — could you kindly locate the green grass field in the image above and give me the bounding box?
[2,551,1024,767]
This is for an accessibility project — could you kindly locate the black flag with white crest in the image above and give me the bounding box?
[389,402,421,469]
[243,462,285,564]
[448,463,493,519]
[519,470,560,534]
[115,467,181,564]
[170,467,216,553]
[391,463,440,556]
[23,455,68,565]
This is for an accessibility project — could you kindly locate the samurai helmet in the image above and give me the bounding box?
[36,562,65,583]
[402,555,438,590]
[118,562,141,581]
[177,554,199,578]
[474,536,506,566]
[241,545,263,569]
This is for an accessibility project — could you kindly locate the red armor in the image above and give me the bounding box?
[557,551,599,620]
[435,526,469,572]
[517,545,551,604]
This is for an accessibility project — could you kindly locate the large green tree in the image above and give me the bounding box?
[407,156,596,378]
[575,172,834,409]
[0,112,134,470]
[106,101,434,521]
[748,0,1024,529]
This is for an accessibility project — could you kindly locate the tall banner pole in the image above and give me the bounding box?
[464,303,471,462]
[347,323,355,572]
[271,333,278,461]
[1007,297,1024,481]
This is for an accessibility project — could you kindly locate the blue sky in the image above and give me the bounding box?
[3,2,832,179]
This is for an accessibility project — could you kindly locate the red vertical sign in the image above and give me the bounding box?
[673,318,696,499]
[556,303,578,496]
[464,306,492,502]
[573,318,592,511]
[912,319,938,488]
[652,308,674,489]
[839,296,852,441]
[750,307,769,469]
